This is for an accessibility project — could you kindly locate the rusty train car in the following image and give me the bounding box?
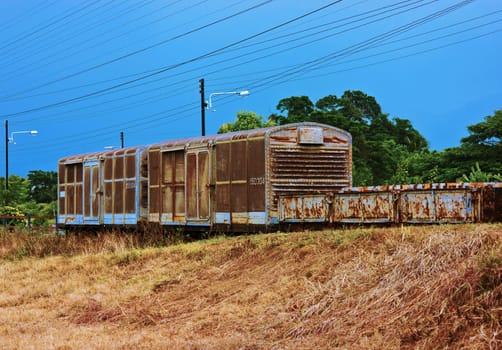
[333,183,502,224]
[58,123,353,230]
[57,123,502,231]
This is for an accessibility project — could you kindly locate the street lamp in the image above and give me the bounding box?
[199,78,250,136]
[4,120,38,190]
[8,130,38,144]
[207,90,250,111]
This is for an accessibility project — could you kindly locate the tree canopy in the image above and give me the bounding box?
[0,170,57,226]
[218,111,275,134]
[27,170,58,203]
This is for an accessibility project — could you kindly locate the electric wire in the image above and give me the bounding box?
[2,0,275,101]
[9,1,498,129]
[1,0,213,82]
[0,0,57,34]
[2,0,402,103]
[13,18,500,154]
[0,0,102,52]
[0,0,249,102]
[0,0,159,70]
[2,0,344,118]
[245,0,475,91]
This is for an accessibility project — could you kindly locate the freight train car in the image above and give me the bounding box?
[58,146,147,227]
[332,182,502,224]
[57,123,353,231]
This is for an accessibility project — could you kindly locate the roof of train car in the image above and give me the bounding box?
[149,122,351,149]
[58,144,147,164]
[59,122,351,163]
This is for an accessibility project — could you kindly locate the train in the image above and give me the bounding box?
[57,122,502,232]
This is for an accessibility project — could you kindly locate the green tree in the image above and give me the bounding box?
[461,162,502,182]
[0,175,30,206]
[389,151,442,184]
[271,96,314,124]
[461,109,502,146]
[218,111,275,133]
[337,90,381,122]
[18,200,56,227]
[436,109,502,182]
[392,118,428,152]
[0,206,27,226]
[27,170,58,203]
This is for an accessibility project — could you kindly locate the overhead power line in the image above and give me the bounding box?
[3,0,344,117]
[247,0,475,91]
[2,0,274,101]
[2,0,410,103]
[0,0,102,52]
[0,0,214,81]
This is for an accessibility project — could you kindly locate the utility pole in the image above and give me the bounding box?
[120,131,124,148]
[5,120,8,190]
[199,78,206,136]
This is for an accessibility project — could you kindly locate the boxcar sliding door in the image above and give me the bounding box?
[160,150,185,223]
[83,160,102,224]
[186,150,210,224]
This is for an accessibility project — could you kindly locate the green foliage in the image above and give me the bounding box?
[27,170,57,203]
[461,162,502,182]
[0,170,57,228]
[0,206,27,226]
[0,175,30,206]
[18,201,56,226]
[435,109,502,182]
[389,151,442,184]
[218,111,276,133]
[461,109,502,146]
[271,96,315,124]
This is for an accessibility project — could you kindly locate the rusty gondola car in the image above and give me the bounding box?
[332,182,502,224]
[57,123,353,230]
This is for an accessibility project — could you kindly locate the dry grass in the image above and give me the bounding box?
[0,224,500,349]
[0,226,184,260]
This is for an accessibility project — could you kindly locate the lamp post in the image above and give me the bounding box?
[199,78,250,136]
[4,120,38,190]
[208,90,250,111]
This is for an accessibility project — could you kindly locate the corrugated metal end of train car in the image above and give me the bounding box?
[333,182,502,224]
[57,146,147,228]
[271,124,352,225]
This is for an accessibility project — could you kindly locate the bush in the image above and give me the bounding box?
[0,206,27,227]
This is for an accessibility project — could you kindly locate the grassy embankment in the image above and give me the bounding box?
[0,224,501,349]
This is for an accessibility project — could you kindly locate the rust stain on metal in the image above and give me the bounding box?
[336,182,502,224]
[280,195,328,222]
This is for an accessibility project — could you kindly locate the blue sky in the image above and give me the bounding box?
[1,0,501,177]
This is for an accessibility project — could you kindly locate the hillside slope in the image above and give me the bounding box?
[0,225,501,349]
